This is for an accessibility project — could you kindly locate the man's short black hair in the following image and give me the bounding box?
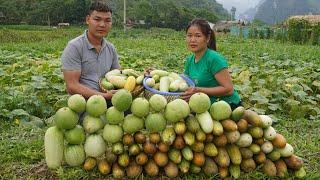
[87,1,112,15]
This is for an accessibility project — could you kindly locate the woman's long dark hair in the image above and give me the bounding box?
[186,18,216,51]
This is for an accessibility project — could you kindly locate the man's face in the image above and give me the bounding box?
[86,10,112,39]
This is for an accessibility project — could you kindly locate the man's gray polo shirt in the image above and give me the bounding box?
[61,30,120,91]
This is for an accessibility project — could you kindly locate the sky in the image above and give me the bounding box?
[216,0,261,17]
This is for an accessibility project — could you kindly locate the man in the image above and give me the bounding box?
[61,2,120,100]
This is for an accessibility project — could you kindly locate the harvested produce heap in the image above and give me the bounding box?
[45,74,306,179]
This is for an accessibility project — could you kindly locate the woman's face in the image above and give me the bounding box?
[186,25,209,53]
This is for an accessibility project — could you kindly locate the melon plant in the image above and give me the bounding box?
[54,107,78,130]
[111,89,132,111]
[122,114,144,133]
[210,101,232,121]
[131,98,150,117]
[45,126,64,169]
[65,125,85,144]
[145,113,166,132]
[188,93,211,113]
[67,94,86,113]
[165,99,190,123]
[86,95,107,117]
[106,106,124,124]
[149,94,167,112]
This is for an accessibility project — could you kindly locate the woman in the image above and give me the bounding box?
[182,18,241,110]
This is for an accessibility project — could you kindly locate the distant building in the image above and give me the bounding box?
[230,7,236,21]
[213,20,242,33]
[58,23,70,28]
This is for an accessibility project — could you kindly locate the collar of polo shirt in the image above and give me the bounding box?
[84,30,107,50]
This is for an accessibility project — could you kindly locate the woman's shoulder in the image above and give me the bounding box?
[207,49,225,58]
[206,49,227,63]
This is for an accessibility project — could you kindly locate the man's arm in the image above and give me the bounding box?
[63,70,113,99]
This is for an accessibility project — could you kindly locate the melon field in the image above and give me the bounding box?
[0,25,320,179]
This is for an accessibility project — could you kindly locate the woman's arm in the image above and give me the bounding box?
[198,69,234,96]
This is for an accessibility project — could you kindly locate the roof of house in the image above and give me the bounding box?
[288,15,320,24]
[213,21,244,31]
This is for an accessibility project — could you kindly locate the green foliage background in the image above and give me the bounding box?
[0,0,228,30]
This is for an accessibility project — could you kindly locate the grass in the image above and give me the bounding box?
[0,25,320,179]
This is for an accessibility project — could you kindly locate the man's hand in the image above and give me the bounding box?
[103,90,118,100]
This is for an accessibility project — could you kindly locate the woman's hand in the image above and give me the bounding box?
[181,87,198,102]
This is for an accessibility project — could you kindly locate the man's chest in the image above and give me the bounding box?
[81,48,112,77]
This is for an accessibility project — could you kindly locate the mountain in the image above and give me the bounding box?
[239,0,265,21]
[254,0,320,24]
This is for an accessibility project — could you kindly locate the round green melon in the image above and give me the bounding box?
[149,94,167,112]
[131,97,150,117]
[86,95,107,117]
[122,114,144,134]
[111,89,132,111]
[188,93,211,113]
[67,94,86,113]
[65,125,85,144]
[103,124,123,143]
[106,106,124,125]
[145,113,166,132]
[64,145,85,167]
[164,99,190,123]
[54,107,78,130]
[210,100,232,121]
[82,115,104,134]
[101,78,114,90]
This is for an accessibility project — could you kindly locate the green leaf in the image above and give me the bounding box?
[250,91,269,104]
[268,103,281,111]
[31,75,45,82]
[251,107,266,115]
[285,99,300,107]
[236,70,251,83]
[0,68,5,76]
[293,90,308,101]
[290,84,303,92]
[9,109,30,122]
[312,80,320,88]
